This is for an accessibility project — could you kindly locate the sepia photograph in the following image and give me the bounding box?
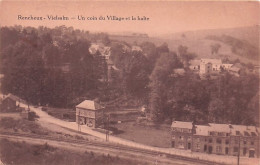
[0,1,259,165]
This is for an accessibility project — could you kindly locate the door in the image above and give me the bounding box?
[204,145,207,152]
[208,146,213,154]
[172,141,175,148]
[188,143,191,150]
[225,147,229,155]
[249,150,255,158]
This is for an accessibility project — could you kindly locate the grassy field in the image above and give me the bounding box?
[0,139,148,165]
[0,117,49,135]
[112,121,172,148]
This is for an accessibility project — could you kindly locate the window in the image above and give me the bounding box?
[235,139,239,144]
[234,147,238,152]
[216,146,222,153]
[251,141,254,145]
[209,138,213,143]
[225,139,229,145]
[217,138,222,144]
[196,144,200,150]
[243,141,247,145]
[204,145,207,152]
[236,131,240,136]
[225,147,229,155]
[205,138,207,142]
[188,143,191,149]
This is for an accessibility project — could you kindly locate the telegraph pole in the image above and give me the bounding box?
[78,110,81,132]
[237,136,240,165]
[106,114,110,142]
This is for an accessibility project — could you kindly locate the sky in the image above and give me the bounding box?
[0,1,259,36]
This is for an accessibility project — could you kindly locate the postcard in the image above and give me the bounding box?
[0,1,259,165]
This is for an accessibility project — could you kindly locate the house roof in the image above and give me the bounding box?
[208,123,232,133]
[229,66,240,72]
[173,68,185,75]
[111,65,119,71]
[201,59,222,65]
[195,123,259,137]
[4,94,20,102]
[195,125,210,136]
[76,100,104,110]
[189,59,201,66]
[171,121,193,129]
[230,125,258,136]
[132,45,142,52]
[172,121,259,137]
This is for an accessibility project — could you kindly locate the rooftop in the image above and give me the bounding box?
[171,121,193,129]
[201,58,222,64]
[76,100,104,110]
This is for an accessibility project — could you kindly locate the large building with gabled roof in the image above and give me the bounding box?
[76,100,105,128]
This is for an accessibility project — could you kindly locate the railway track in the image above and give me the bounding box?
[0,131,225,165]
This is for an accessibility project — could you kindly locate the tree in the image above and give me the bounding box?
[149,52,182,122]
[208,98,225,123]
[210,43,221,55]
[177,45,196,68]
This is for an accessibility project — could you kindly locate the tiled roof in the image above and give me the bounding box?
[171,121,193,129]
[76,100,104,110]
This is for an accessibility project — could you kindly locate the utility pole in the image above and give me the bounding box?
[106,114,110,142]
[78,110,81,132]
[237,136,240,165]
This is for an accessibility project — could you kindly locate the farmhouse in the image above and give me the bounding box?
[171,121,259,158]
[76,100,105,128]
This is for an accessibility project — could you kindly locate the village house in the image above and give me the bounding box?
[171,121,195,150]
[89,43,111,60]
[171,121,259,158]
[199,59,222,75]
[131,45,142,52]
[229,66,241,77]
[189,59,200,72]
[189,58,237,77]
[76,100,105,128]
[0,94,19,112]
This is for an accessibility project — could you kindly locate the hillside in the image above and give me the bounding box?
[110,26,260,65]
